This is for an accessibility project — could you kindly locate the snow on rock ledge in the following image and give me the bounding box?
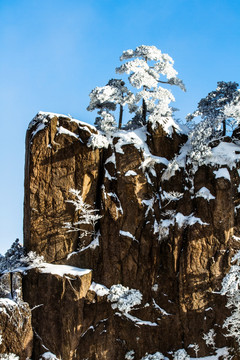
[36,263,91,277]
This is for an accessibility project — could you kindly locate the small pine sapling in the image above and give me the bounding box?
[173,349,190,360]
[107,284,142,313]
[202,329,216,349]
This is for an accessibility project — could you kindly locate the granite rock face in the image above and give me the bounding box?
[23,266,92,360]
[9,112,240,359]
[0,272,33,360]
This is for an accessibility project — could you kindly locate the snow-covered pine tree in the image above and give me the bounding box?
[187,81,239,136]
[116,45,186,130]
[224,89,240,135]
[0,239,43,273]
[0,239,24,273]
[87,78,135,132]
[187,82,239,164]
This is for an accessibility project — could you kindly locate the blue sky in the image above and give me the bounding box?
[0,0,240,254]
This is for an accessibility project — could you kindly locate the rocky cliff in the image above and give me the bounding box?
[1,111,240,359]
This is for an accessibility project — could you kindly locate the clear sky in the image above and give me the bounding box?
[0,0,240,254]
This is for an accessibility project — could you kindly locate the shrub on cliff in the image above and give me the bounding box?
[108,284,142,313]
[63,188,102,242]
[221,250,240,350]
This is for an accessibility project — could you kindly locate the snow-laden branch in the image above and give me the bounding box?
[64,188,102,239]
[221,250,240,349]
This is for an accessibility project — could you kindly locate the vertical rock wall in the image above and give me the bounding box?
[24,113,101,262]
[21,112,240,359]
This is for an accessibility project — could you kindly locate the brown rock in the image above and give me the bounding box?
[147,122,187,159]
[0,273,33,359]
[22,266,92,360]
[22,113,240,359]
[24,113,101,263]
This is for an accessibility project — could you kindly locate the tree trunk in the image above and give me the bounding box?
[222,119,226,136]
[118,105,123,129]
[142,99,147,125]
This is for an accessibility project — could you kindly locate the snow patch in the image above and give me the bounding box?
[105,168,117,181]
[31,122,46,138]
[214,168,231,181]
[39,352,60,360]
[89,282,109,297]
[151,284,158,292]
[195,187,215,201]
[38,111,96,129]
[152,299,171,316]
[81,326,95,338]
[175,213,208,228]
[108,284,142,313]
[105,152,116,166]
[79,233,100,252]
[120,312,158,327]
[87,133,110,149]
[125,350,135,360]
[157,219,175,239]
[119,231,137,242]
[193,347,230,359]
[37,263,91,277]
[67,232,100,259]
[125,170,137,176]
[57,126,79,140]
[113,128,168,170]
[173,349,190,360]
[207,142,240,168]
[161,191,183,203]
[232,235,240,242]
[162,140,240,181]
[140,347,230,360]
[0,354,20,360]
[205,307,213,312]
[162,141,190,181]
[140,351,165,359]
[142,198,154,216]
[0,298,19,313]
[107,192,123,215]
